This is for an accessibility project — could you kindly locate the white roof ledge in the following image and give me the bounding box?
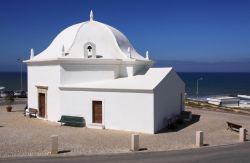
[58,67,172,91]
[59,86,153,93]
[24,58,153,65]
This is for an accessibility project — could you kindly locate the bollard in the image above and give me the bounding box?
[196,131,204,147]
[131,134,139,151]
[51,135,58,154]
[239,128,246,142]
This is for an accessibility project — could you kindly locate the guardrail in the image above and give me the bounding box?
[0,98,27,106]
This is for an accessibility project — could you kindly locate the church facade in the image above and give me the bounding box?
[25,11,185,134]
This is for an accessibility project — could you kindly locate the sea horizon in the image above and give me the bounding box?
[1,71,250,73]
[0,71,250,97]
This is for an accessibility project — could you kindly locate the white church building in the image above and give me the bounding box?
[24,11,185,134]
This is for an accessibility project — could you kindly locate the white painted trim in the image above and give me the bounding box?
[24,58,153,66]
[101,22,128,59]
[66,22,87,53]
[88,123,105,129]
[37,116,48,121]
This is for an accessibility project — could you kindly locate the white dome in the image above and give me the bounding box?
[31,19,148,61]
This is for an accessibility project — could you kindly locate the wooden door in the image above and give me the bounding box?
[92,101,102,123]
[38,93,45,118]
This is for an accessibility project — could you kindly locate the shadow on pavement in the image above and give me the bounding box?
[139,148,148,151]
[159,114,201,134]
[58,150,71,154]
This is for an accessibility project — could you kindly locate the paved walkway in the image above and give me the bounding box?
[0,104,249,157]
[1,142,250,163]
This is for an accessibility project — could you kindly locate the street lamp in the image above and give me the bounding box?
[17,59,23,90]
[196,77,203,99]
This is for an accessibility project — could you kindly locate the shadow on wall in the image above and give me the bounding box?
[158,114,201,134]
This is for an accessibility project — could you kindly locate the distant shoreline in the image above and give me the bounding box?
[1,72,250,96]
[0,98,27,106]
[1,71,250,73]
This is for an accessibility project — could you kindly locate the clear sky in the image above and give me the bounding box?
[0,0,249,72]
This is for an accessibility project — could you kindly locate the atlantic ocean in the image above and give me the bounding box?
[0,72,250,98]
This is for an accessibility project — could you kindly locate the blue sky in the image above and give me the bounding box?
[0,0,249,72]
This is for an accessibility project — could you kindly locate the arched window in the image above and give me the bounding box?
[87,46,92,52]
[84,42,96,58]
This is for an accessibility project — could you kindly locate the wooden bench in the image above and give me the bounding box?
[58,115,85,127]
[226,121,248,133]
[28,108,38,118]
[181,111,192,122]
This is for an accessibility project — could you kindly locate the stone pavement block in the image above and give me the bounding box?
[131,134,139,151]
[51,135,58,154]
[239,128,246,142]
[196,131,203,147]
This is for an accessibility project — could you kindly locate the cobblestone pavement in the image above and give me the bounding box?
[0,104,249,158]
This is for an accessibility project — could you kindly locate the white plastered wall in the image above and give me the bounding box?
[153,69,185,133]
[119,64,150,78]
[60,90,154,134]
[60,64,120,85]
[27,65,61,121]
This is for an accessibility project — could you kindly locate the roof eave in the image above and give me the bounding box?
[59,86,153,93]
[24,58,153,66]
